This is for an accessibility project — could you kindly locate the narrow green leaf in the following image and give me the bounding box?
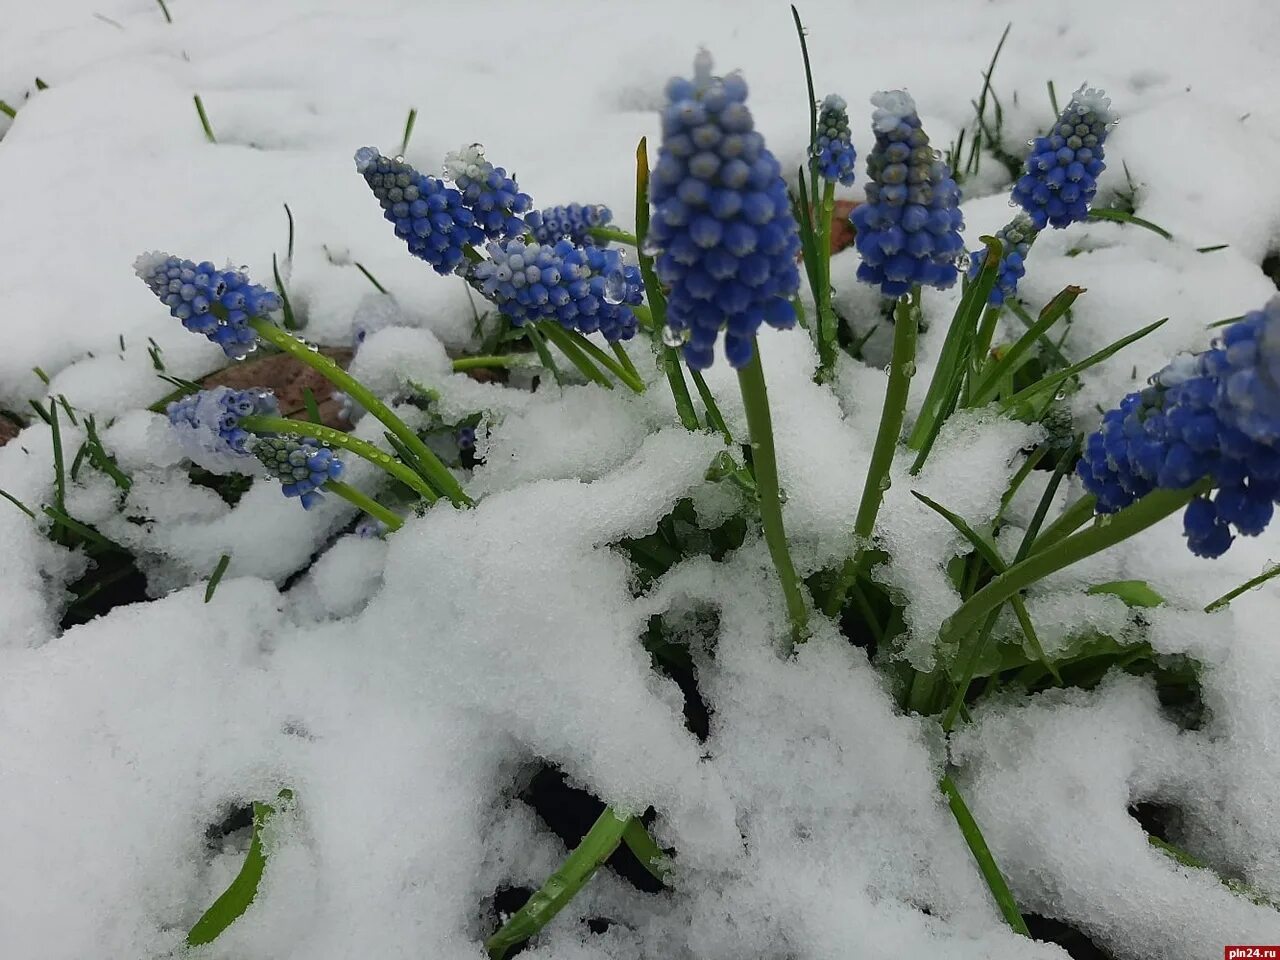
[0,101,16,119]
[790,4,819,209]
[49,402,66,516]
[1207,314,1244,330]
[399,107,418,156]
[155,0,172,22]
[1000,317,1168,414]
[621,818,672,884]
[205,554,232,602]
[1087,208,1173,240]
[0,487,36,519]
[283,203,295,262]
[272,253,300,331]
[32,367,50,385]
[971,286,1084,405]
[187,789,293,945]
[1086,579,1165,608]
[1205,563,1280,613]
[353,262,389,295]
[1196,244,1229,253]
[940,775,1030,936]
[41,507,114,549]
[57,395,79,426]
[302,388,322,424]
[1047,79,1059,117]
[193,94,216,143]
[486,808,629,959]
[1006,299,1071,370]
[28,398,51,425]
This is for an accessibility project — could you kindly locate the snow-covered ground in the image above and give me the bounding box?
[1,1,1278,958]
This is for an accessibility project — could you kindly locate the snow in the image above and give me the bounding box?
[1,0,1279,958]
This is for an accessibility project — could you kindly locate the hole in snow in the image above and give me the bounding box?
[1261,249,1280,291]
[1023,914,1118,960]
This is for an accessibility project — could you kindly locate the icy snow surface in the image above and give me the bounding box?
[1,0,1279,958]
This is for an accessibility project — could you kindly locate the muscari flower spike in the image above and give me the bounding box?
[254,435,345,510]
[442,143,533,242]
[525,203,614,247]
[167,387,278,457]
[814,94,856,186]
[1077,297,1280,557]
[470,237,641,342]
[135,253,281,360]
[649,50,801,370]
[966,213,1039,306]
[1012,86,1114,230]
[355,147,484,275]
[850,91,965,299]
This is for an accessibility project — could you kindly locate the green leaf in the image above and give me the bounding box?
[1086,579,1165,608]
[187,789,293,946]
[971,286,1084,405]
[1000,317,1168,415]
[205,554,232,602]
[1205,562,1280,613]
[940,775,1030,936]
[1087,208,1173,240]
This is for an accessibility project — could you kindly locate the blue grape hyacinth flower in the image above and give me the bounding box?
[850,91,965,299]
[1012,86,1114,230]
[470,238,641,342]
[814,94,856,186]
[966,214,1039,306]
[648,50,801,369]
[135,253,281,360]
[254,435,345,510]
[1078,297,1280,557]
[442,143,533,242]
[167,387,277,457]
[525,203,614,247]
[355,147,484,275]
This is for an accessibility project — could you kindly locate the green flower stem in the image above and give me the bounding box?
[324,480,403,532]
[689,368,732,444]
[737,340,808,647]
[566,330,645,393]
[621,818,672,883]
[450,355,518,372]
[1205,561,1280,613]
[938,480,1211,649]
[635,136,699,431]
[536,322,614,389]
[587,225,638,247]
[815,180,839,379]
[240,414,438,504]
[940,775,1030,936]
[248,318,471,506]
[486,807,630,960]
[523,323,565,385]
[824,296,919,618]
[1028,493,1097,556]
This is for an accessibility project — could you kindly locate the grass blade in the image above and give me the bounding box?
[204,554,231,602]
[971,286,1084,405]
[940,775,1030,936]
[193,94,216,143]
[187,790,293,945]
[1000,318,1168,414]
[1087,208,1173,240]
[399,107,418,157]
[1205,562,1280,613]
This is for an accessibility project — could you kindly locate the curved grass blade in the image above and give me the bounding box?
[940,775,1030,936]
[187,789,293,946]
[1087,208,1173,240]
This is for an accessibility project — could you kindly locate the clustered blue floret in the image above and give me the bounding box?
[1012,86,1113,230]
[443,144,533,242]
[135,253,281,360]
[470,238,640,342]
[166,387,277,456]
[1078,297,1280,557]
[966,214,1039,306]
[254,435,345,510]
[850,91,965,298]
[355,148,484,275]
[525,203,614,247]
[649,51,801,370]
[814,94,856,186]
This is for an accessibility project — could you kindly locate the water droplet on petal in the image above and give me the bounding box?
[603,270,626,305]
[661,325,685,348]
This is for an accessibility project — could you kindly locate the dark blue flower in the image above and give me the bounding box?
[443,144,533,242]
[525,203,614,247]
[966,214,1039,306]
[814,94,856,187]
[470,238,640,342]
[135,253,281,360]
[254,435,345,510]
[850,91,965,299]
[167,387,277,457]
[1078,298,1280,557]
[648,51,801,369]
[1012,86,1113,230]
[355,147,484,275]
